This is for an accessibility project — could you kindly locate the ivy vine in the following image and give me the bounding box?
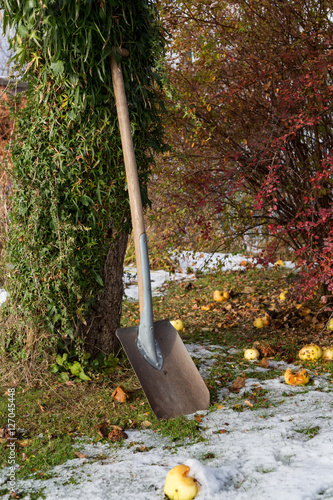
[0,0,165,354]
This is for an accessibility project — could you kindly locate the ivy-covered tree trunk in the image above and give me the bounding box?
[82,231,128,356]
[0,1,165,359]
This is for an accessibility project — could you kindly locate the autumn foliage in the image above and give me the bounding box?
[156,0,333,298]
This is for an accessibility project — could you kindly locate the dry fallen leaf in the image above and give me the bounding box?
[141,420,152,428]
[110,424,123,431]
[231,376,246,392]
[244,400,254,408]
[96,420,110,438]
[261,358,270,369]
[108,428,128,442]
[17,440,31,448]
[194,414,204,423]
[111,386,129,403]
[74,451,88,459]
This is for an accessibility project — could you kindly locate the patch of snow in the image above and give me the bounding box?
[0,288,8,305]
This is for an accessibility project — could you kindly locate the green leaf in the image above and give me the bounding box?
[69,361,82,376]
[56,354,64,366]
[58,372,69,383]
[50,60,64,76]
[78,371,91,381]
[95,273,104,287]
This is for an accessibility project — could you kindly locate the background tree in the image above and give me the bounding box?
[0,0,165,360]
[156,0,333,297]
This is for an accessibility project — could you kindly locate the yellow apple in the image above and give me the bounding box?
[164,464,200,500]
[262,314,271,326]
[275,260,284,267]
[253,317,264,328]
[244,348,260,360]
[213,290,226,302]
[284,367,310,385]
[298,344,322,361]
[170,320,184,332]
[223,291,230,300]
[321,346,333,360]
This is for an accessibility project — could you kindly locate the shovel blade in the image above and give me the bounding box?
[116,319,210,420]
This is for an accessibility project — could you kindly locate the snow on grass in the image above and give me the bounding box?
[123,251,295,301]
[1,346,332,499]
[1,254,332,499]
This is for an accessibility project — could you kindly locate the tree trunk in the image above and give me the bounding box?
[83,231,129,356]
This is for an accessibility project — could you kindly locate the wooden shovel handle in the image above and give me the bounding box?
[110,52,145,313]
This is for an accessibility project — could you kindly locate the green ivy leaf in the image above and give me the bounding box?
[78,371,91,381]
[58,372,69,383]
[49,363,59,373]
[69,361,82,376]
[50,60,64,76]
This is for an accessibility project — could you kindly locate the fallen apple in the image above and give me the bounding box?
[298,344,322,361]
[170,320,184,332]
[253,317,264,328]
[321,346,333,361]
[262,314,271,326]
[244,348,260,360]
[213,290,227,302]
[164,464,200,500]
[275,260,284,267]
[284,367,310,385]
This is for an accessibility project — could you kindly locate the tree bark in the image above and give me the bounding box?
[83,231,129,356]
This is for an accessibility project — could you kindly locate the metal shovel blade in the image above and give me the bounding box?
[117,320,210,420]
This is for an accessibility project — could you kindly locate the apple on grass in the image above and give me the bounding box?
[298,344,322,361]
[170,319,184,332]
[321,346,333,360]
[213,290,229,302]
[244,348,260,360]
[253,317,264,328]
